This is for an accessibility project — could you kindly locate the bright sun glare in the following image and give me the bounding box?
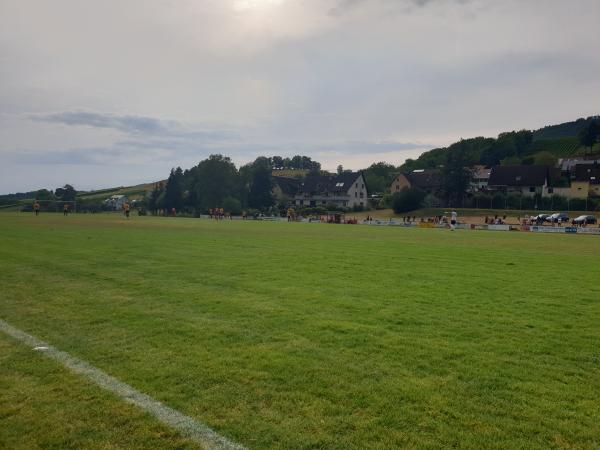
[233,0,285,12]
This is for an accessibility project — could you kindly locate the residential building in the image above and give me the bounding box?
[470,165,491,192]
[487,165,548,197]
[389,169,442,195]
[104,195,129,210]
[573,164,600,198]
[292,171,368,209]
[558,158,600,172]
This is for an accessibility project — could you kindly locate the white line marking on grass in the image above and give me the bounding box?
[0,319,246,450]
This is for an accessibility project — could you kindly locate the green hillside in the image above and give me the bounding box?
[402,116,600,171]
[76,182,158,201]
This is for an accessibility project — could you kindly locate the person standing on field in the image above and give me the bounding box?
[63,203,69,216]
[33,200,40,216]
[124,202,130,219]
[450,210,458,230]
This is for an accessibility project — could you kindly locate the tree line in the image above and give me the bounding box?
[146,155,308,216]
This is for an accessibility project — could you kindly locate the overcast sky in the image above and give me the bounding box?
[1,0,599,193]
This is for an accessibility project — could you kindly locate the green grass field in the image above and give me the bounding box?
[1,213,600,449]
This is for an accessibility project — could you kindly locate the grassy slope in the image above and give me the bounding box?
[76,181,159,201]
[1,214,600,449]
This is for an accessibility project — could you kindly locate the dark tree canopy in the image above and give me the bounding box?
[391,187,426,213]
[579,119,600,153]
[55,184,77,202]
[363,162,397,194]
[242,157,275,210]
[187,155,241,211]
[442,140,474,207]
[164,167,184,211]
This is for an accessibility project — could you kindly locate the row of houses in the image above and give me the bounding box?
[389,160,600,199]
[271,159,600,210]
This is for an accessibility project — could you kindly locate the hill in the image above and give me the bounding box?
[401,115,600,172]
[76,182,159,201]
[0,181,160,211]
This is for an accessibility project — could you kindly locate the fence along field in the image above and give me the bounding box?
[1,213,600,449]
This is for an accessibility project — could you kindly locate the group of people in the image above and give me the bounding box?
[484,215,507,225]
[420,212,458,228]
[209,208,229,220]
[32,200,73,216]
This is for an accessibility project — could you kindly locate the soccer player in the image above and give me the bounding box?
[450,210,458,230]
[33,200,40,216]
[124,202,130,219]
[63,203,69,216]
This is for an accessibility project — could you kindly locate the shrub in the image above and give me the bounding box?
[391,187,426,214]
[223,197,242,215]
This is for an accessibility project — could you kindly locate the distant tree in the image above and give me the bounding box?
[35,189,55,201]
[148,182,165,214]
[579,119,600,154]
[442,140,473,207]
[287,155,321,172]
[55,184,76,201]
[290,155,304,169]
[391,187,426,213]
[164,167,184,211]
[223,196,242,215]
[188,155,241,211]
[271,156,284,168]
[363,162,396,194]
[242,157,275,210]
[533,151,557,166]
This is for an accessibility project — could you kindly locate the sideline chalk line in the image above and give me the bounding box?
[0,318,246,450]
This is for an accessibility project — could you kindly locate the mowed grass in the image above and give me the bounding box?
[1,213,599,449]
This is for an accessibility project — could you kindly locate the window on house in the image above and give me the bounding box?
[548,187,554,194]
[360,192,364,198]
[516,176,522,182]
[355,183,358,188]
[355,192,357,197]
[529,187,535,193]
[300,200,304,205]
[362,184,364,189]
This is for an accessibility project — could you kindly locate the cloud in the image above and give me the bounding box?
[28,111,238,142]
[2,0,600,193]
[29,111,168,134]
[327,0,465,17]
[328,0,365,17]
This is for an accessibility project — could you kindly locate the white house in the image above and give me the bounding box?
[104,195,129,210]
[292,172,368,209]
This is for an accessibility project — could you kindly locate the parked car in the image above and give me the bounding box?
[572,215,597,225]
[533,213,550,223]
[547,212,569,223]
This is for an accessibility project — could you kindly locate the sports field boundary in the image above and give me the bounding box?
[0,318,246,450]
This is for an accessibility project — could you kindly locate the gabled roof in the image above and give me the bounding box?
[488,165,548,187]
[559,158,600,172]
[404,170,442,189]
[272,176,301,196]
[547,167,570,188]
[574,164,600,184]
[297,171,364,195]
